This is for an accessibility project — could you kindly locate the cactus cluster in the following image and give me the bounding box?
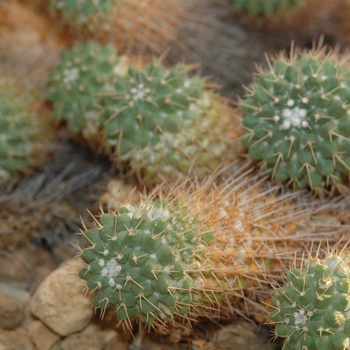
[269,252,350,350]
[78,172,346,330]
[47,43,236,186]
[241,50,350,193]
[225,0,299,16]
[46,41,127,133]
[49,0,122,29]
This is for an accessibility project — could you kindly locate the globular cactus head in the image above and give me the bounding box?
[99,59,234,186]
[78,194,218,330]
[269,250,350,350]
[225,0,299,16]
[241,48,350,194]
[46,41,127,133]
[49,0,122,29]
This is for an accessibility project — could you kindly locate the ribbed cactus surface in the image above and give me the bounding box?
[241,50,350,193]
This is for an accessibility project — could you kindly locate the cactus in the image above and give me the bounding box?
[98,59,235,185]
[46,41,127,133]
[225,0,299,16]
[49,0,122,29]
[0,79,53,187]
[78,197,222,330]
[240,48,350,194]
[269,251,350,350]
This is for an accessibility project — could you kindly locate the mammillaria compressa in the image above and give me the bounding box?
[240,48,350,194]
[269,250,350,350]
[46,41,127,133]
[98,59,235,185]
[0,75,53,186]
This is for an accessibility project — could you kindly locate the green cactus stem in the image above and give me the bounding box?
[0,77,53,187]
[241,48,350,194]
[78,197,221,330]
[98,59,235,186]
[269,250,350,350]
[46,41,127,133]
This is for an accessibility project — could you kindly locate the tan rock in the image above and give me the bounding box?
[52,324,118,350]
[0,294,23,330]
[27,320,61,350]
[0,283,31,304]
[0,328,35,350]
[30,258,93,337]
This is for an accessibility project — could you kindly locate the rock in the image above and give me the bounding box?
[52,324,118,350]
[0,283,31,305]
[0,294,23,329]
[0,247,57,290]
[104,335,129,350]
[35,266,53,286]
[0,328,35,350]
[27,320,61,350]
[30,258,93,337]
[209,321,275,350]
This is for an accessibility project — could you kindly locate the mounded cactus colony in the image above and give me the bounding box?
[241,49,350,194]
[269,251,350,350]
[46,41,127,133]
[78,172,345,331]
[225,0,299,16]
[47,42,238,187]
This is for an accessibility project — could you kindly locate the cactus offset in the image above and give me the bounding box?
[46,41,127,133]
[241,48,350,194]
[269,250,350,350]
